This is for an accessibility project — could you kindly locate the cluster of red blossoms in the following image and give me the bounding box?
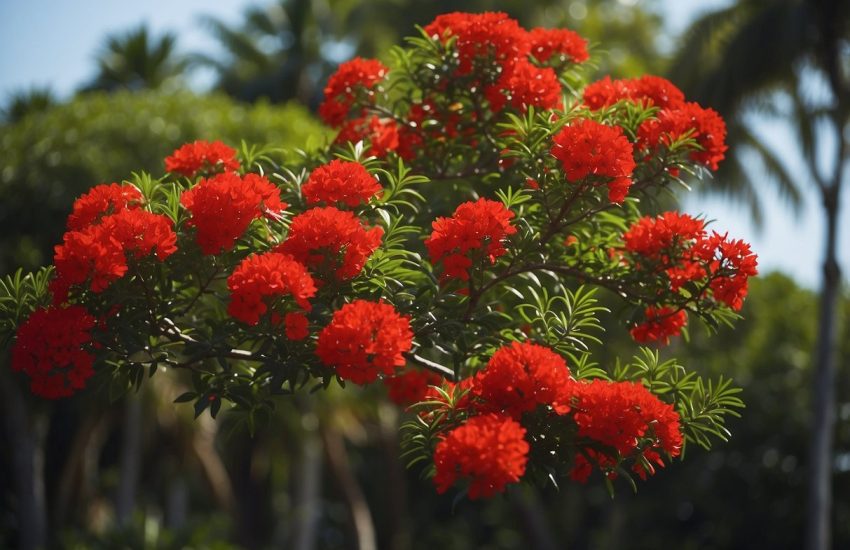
[551,119,637,203]
[322,13,589,159]
[316,300,413,384]
[623,212,758,343]
[384,368,443,406]
[430,341,683,498]
[425,198,517,282]
[583,75,727,171]
[165,140,240,177]
[301,159,382,207]
[52,184,178,301]
[11,306,97,399]
[181,172,286,255]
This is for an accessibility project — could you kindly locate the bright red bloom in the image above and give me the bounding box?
[319,57,389,127]
[569,380,682,481]
[276,207,383,282]
[697,232,759,311]
[181,172,286,255]
[11,306,96,399]
[52,209,177,300]
[433,413,529,499]
[67,183,143,231]
[638,102,728,170]
[630,306,688,345]
[583,75,686,110]
[424,12,530,76]
[485,58,561,112]
[623,212,706,258]
[302,159,382,207]
[316,300,413,384]
[334,116,400,158]
[165,140,240,177]
[472,341,574,418]
[227,252,316,325]
[550,119,637,203]
[425,199,516,282]
[284,312,310,340]
[384,368,443,406]
[528,27,589,63]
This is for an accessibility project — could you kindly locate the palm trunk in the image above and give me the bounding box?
[805,127,845,550]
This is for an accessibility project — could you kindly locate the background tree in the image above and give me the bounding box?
[668,2,849,548]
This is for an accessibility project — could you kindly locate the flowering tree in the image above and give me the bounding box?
[2,12,757,501]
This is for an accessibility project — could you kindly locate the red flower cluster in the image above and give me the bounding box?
[630,306,688,345]
[583,75,685,110]
[334,116,400,158]
[569,380,682,481]
[485,58,561,113]
[424,12,530,76]
[622,212,758,314]
[53,209,177,300]
[623,211,706,258]
[551,119,637,203]
[276,207,383,282]
[471,341,573,418]
[12,306,96,399]
[425,198,517,282]
[433,413,529,499]
[319,57,389,127]
[316,300,413,384]
[528,27,589,64]
[67,183,143,231]
[301,159,382,207]
[384,368,443,406]
[638,102,728,170]
[227,252,316,326]
[181,172,286,255]
[165,140,240,177]
[284,312,310,340]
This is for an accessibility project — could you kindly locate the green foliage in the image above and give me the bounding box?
[0,90,329,274]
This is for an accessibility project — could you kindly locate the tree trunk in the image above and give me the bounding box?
[805,162,844,550]
[115,394,143,525]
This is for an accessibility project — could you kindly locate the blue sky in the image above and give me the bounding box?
[1,0,847,289]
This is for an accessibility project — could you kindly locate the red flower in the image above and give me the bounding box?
[319,57,389,127]
[334,116,400,158]
[302,159,382,207]
[623,212,706,258]
[569,380,682,480]
[528,27,589,63]
[424,12,530,76]
[425,198,517,282]
[276,207,383,282]
[284,312,310,341]
[630,306,688,345]
[550,119,636,203]
[52,209,177,300]
[471,341,573,418]
[316,300,413,384]
[227,252,316,325]
[485,58,561,113]
[637,102,728,170]
[433,413,529,499]
[181,172,286,255]
[165,140,240,177]
[11,306,97,399]
[583,75,685,110]
[698,232,759,311]
[384,368,443,406]
[67,183,143,231]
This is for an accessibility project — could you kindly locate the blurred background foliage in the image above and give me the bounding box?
[1,0,848,549]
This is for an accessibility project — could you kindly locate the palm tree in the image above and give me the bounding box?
[82,25,187,92]
[668,2,849,549]
[2,87,56,124]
